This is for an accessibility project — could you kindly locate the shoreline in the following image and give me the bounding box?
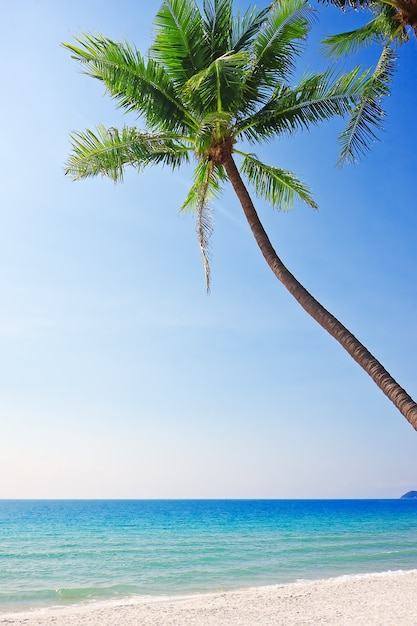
[2,570,417,625]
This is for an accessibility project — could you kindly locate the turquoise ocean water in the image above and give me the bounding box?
[1,499,417,613]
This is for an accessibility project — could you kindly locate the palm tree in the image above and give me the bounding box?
[318,0,414,164]
[320,0,417,37]
[63,0,417,429]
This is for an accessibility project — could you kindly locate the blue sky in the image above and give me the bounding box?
[0,0,416,498]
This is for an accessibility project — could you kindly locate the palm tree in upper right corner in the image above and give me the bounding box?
[318,0,415,164]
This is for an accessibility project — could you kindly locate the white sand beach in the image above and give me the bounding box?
[1,570,417,626]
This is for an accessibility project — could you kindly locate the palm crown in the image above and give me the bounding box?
[65,0,370,288]
[64,0,417,428]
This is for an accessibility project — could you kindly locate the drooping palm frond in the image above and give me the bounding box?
[151,0,209,86]
[181,160,227,290]
[180,160,227,215]
[337,44,396,164]
[240,153,317,209]
[237,66,368,142]
[65,126,190,181]
[63,36,197,133]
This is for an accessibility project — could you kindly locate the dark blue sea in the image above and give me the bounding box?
[1,499,416,612]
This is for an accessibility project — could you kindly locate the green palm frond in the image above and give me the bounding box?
[377,3,408,42]
[63,35,196,133]
[250,0,316,82]
[151,0,208,85]
[203,0,233,57]
[230,5,270,52]
[65,125,189,181]
[183,51,249,114]
[240,153,317,209]
[322,19,385,57]
[322,3,404,57]
[338,45,396,164]
[320,0,408,51]
[238,66,368,142]
[240,0,317,116]
[181,160,227,291]
[181,160,226,214]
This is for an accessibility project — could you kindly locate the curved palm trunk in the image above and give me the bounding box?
[223,155,417,430]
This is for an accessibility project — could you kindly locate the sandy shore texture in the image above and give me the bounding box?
[1,570,417,626]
